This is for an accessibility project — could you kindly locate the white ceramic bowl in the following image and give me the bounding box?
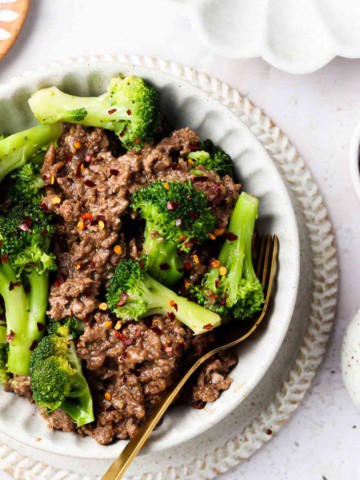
[342,309,360,409]
[349,122,360,203]
[0,59,300,461]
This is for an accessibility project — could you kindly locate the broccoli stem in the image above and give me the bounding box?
[0,263,32,375]
[27,270,49,343]
[29,87,128,129]
[0,123,63,183]
[143,224,183,286]
[143,274,221,335]
[207,192,259,307]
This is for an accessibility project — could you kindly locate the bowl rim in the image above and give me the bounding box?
[0,57,300,459]
[349,121,360,203]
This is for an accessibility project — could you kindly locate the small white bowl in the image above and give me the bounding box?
[342,309,360,409]
[349,122,360,203]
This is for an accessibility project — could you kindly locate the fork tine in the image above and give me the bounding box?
[263,235,279,302]
[260,235,272,287]
[256,234,267,279]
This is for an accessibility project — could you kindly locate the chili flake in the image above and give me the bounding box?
[114,245,122,255]
[1,254,8,263]
[167,311,175,321]
[114,321,123,331]
[214,228,226,237]
[84,180,95,187]
[104,392,112,401]
[225,232,238,241]
[203,324,213,331]
[77,220,85,231]
[104,320,113,329]
[81,212,93,222]
[208,233,216,240]
[75,263,82,271]
[108,108,117,115]
[166,201,180,211]
[51,196,61,205]
[170,300,178,311]
[163,182,170,190]
[192,254,200,265]
[7,330,15,341]
[29,340,39,351]
[74,140,82,149]
[99,302,108,311]
[211,259,221,269]
[219,266,227,276]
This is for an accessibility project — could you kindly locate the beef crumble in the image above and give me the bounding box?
[5,124,239,444]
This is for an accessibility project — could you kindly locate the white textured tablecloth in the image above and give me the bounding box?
[0,1,359,479]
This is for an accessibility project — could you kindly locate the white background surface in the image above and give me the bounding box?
[0,1,359,479]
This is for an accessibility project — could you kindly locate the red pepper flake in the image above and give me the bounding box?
[134,137,140,144]
[151,326,162,336]
[184,262,191,271]
[135,329,142,337]
[42,174,49,181]
[19,223,31,233]
[66,155,73,163]
[7,330,15,341]
[1,254,8,263]
[29,339,39,351]
[84,180,95,187]
[175,218,182,226]
[126,109,132,115]
[110,169,119,176]
[82,316,88,324]
[41,229,48,237]
[203,324,213,331]
[225,232,238,241]
[117,292,129,307]
[187,197,193,201]
[170,300,178,311]
[81,212,93,222]
[166,201,180,211]
[215,278,220,288]
[39,203,48,212]
[37,322,44,332]
[108,108,117,115]
[167,311,176,321]
[139,261,146,270]
[184,241,192,250]
[114,331,134,346]
[9,281,21,291]
[189,144,200,151]
[188,212,199,220]
[159,263,170,271]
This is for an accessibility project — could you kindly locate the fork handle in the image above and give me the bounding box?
[102,363,201,480]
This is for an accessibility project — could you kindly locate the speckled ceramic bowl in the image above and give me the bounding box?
[0,59,300,463]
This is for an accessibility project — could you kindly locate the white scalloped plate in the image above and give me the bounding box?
[172,0,360,74]
[0,55,337,480]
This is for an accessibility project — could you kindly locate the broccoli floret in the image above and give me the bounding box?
[0,322,8,385]
[0,123,63,183]
[0,196,56,375]
[29,75,160,150]
[106,258,221,335]
[191,192,264,320]
[188,139,234,178]
[131,180,217,286]
[30,319,94,427]
[48,316,84,339]
[8,162,44,205]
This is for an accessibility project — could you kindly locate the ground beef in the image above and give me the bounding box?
[15,124,241,444]
[4,375,32,400]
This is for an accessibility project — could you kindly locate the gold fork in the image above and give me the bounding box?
[102,234,279,480]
